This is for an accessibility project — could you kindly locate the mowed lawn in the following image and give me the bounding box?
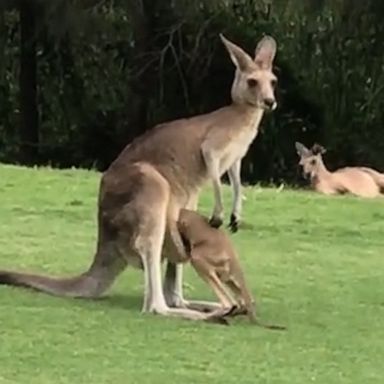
[0,164,383,384]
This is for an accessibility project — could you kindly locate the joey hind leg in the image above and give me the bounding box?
[225,279,256,317]
[163,249,223,311]
[190,252,237,312]
[163,252,222,313]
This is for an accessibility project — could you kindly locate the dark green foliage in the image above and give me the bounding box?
[0,0,383,183]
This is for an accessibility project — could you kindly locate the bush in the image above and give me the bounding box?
[0,0,383,184]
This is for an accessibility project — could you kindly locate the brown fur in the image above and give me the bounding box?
[0,34,278,323]
[296,142,384,198]
[178,209,286,330]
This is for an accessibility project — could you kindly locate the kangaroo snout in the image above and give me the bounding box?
[263,97,276,111]
[298,164,311,180]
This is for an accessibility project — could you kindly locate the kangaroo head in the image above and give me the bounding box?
[220,34,277,111]
[295,142,326,180]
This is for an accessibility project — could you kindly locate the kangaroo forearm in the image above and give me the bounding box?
[201,145,224,220]
[228,160,242,217]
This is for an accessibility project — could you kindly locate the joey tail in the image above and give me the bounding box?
[227,304,287,331]
[254,319,286,331]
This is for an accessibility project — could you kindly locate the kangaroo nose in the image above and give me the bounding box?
[264,98,275,109]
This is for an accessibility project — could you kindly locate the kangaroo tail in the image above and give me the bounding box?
[0,249,126,299]
[0,269,102,298]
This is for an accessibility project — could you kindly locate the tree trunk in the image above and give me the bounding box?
[126,0,154,139]
[0,6,5,81]
[19,0,39,164]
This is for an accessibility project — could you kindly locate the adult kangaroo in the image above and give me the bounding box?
[0,34,278,322]
[296,142,383,198]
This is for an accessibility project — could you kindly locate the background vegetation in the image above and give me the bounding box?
[0,0,383,184]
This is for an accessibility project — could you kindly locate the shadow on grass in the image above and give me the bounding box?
[97,293,143,310]
[64,293,144,313]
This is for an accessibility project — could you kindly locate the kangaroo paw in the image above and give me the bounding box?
[209,215,223,229]
[228,213,239,233]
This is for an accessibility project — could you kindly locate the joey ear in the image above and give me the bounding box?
[295,142,310,157]
[220,34,254,72]
[254,35,277,69]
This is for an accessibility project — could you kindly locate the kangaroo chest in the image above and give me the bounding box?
[219,121,261,175]
[312,175,339,195]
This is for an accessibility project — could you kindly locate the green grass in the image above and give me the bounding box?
[0,164,383,384]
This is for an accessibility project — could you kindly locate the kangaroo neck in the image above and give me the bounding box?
[230,100,264,113]
[229,102,265,130]
[311,159,331,184]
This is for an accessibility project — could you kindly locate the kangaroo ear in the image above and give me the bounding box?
[220,34,254,72]
[311,143,326,155]
[254,35,277,69]
[295,142,310,157]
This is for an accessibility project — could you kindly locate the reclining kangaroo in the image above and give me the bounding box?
[178,209,286,329]
[296,142,384,197]
[0,34,278,322]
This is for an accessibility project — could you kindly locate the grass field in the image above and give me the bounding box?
[0,164,383,384]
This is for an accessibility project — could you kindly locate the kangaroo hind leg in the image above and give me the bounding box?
[190,250,237,311]
[129,164,228,322]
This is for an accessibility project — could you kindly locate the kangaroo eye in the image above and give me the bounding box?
[247,78,258,88]
[271,79,277,88]
[310,159,316,165]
